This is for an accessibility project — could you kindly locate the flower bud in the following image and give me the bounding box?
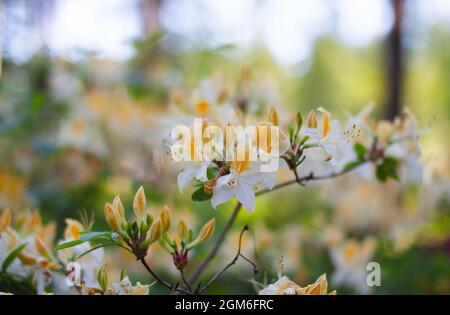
[133,186,146,221]
[178,219,188,240]
[0,208,11,233]
[104,203,121,232]
[145,219,162,245]
[296,112,303,130]
[35,236,51,258]
[307,110,318,129]
[112,195,125,222]
[159,205,171,233]
[186,218,215,250]
[96,262,108,292]
[267,106,279,126]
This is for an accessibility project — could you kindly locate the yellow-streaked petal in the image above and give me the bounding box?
[0,208,11,233]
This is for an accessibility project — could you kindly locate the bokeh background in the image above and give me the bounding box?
[0,0,449,294]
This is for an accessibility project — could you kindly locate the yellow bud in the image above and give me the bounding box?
[159,205,171,233]
[267,106,279,126]
[145,219,162,245]
[186,218,215,250]
[113,195,125,222]
[307,110,318,128]
[35,236,51,258]
[104,203,121,232]
[178,219,188,240]
[200,218,215,242]
[0,208,12,233]
[18,252,37,266]
[133,186,146,221]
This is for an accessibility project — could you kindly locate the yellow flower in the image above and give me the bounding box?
[195,99,210,116]
[64,219,83,240]
[259,274,336,295]
[296,274,336,295]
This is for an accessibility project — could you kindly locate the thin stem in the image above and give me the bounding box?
[198,225,257,293]
[187,202,242,284]
[180,269,193,292]
[139,258,191,295]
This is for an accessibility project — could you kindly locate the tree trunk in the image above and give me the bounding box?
[385,0,404,120]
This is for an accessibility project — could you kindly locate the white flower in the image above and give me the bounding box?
[304,107,344,166]
[177,162,209,192]
[211,161,272,212]
[330,237,376,294]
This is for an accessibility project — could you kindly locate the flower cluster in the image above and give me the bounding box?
[171,101,422,212]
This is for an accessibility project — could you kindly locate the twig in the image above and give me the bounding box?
[139,258,191,295]
[187,202,242,284]
[180,269,193,292]
[198,225,257,293]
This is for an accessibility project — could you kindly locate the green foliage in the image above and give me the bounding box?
[343,142,367,171]
[375,157,399,182]
[191,186,212,202]
[1,244,28,274]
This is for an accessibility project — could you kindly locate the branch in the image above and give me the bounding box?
[139,258,191,295]
[187,202,242,284]
[198,225,257,293]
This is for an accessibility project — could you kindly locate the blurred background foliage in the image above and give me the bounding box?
[0,0,449,294]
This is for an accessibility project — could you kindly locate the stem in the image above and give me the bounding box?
[187,202,242,284]
[139,258,191,295]
[198,225,257,293]
[180,269,193,292]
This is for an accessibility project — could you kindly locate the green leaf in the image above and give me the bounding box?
[191,186,212,201]
[354,143,367,161]
[1,243,28,273]
[376,157,399,182]
[343,160,363,171]
[299,135,309,147]
[79,231,112,242]
[55,239,84,251]
[207,166,218,180]
[55,231,114,251]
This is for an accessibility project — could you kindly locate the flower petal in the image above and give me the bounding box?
[211,186,234,209]
[235,182,255,212]
[177,167,197,192]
